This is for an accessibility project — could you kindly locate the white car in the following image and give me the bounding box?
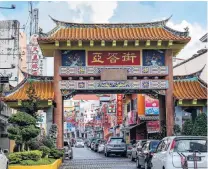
[98,141,106,153]
[75,139,85,148]
[0,148,9,169]
[151,136,207,169]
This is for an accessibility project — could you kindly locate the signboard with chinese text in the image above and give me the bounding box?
[62,50,86,66]
[117,94,123,124]
[128,110,136,125]
[108,104,116,115]
[145,95,159,115]
[142,50,165,66]
[88,51,140,66]
[28,34,46,76]
[146,121,160,133]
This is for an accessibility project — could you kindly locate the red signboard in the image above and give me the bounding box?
[146,121,160,133]
[117,94,123,124]
[88,51,140,66]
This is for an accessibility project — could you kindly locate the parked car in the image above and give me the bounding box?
[136,140,160,169]
[151,136,207,169]
[75,139,85,148]
[131,139,147,161]
[91,140,96,150]
[63,141,73,160]
[98,140,106,153]
[93,139,102,152]
[127,143,133,157]
[88,137,99,148]
[0,147,9,169]
[104,137,127,157]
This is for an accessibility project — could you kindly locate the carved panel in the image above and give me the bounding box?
[60,80,168,90]
[59,66,168,76]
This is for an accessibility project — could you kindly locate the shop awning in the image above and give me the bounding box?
[121,122,145,131]
[138,116,159,121]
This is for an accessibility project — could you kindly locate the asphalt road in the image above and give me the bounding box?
[61,146,137,169]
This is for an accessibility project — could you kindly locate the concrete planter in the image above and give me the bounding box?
[9,159,62,169]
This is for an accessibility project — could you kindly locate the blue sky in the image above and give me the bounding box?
[0,1,207,28]
[0,1,207,75]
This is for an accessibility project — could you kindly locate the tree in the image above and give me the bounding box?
[7,112,40,151]
[173,124,181,135]
[192,113,207,136]
[48,124,58,147]
[182,119,193,135]
[22,82,40,118]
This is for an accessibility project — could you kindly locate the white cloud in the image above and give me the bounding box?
[167,20,207,60]
[66,1,117,23]
[35,1,118,33]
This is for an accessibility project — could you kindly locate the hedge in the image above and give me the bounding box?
[9,150,42,164]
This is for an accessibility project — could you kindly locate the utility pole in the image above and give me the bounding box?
[33,8,39,34]
[29,1,33,36]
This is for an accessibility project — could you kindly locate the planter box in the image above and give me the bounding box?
[9,159,62,169]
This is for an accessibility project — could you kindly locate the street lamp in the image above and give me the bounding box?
[0,4,16,9]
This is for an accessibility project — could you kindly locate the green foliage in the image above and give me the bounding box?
[9,150,42,164]
[19,158,56,166]
[21,82,40,118]
[27,137,44,150]
[8,153,22,164]
[8,112,36,126]
[173,124,181,135]
[21,125,40,141]
[42,136,55,149]
[49,148,64,159]
[39,146,50,158]
[182,119,194,135]
[48,124,58,147]
[7,112,40,151]
[192,113,207,136]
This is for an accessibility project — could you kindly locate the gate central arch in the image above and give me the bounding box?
[38,16,190,148]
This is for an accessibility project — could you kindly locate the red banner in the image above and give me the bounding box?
[88,51,140,66]
[146,121,160,133]
[117,94,123,124]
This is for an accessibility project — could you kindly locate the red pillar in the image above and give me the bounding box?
[53,50,63,148]
[165,49,174,136]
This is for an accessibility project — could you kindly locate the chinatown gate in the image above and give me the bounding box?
[37,17,190,148]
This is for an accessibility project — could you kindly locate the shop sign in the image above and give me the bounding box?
[88,51,140,66]
[146,121,160,133]
[29,34,45,76]
[108,103,116,114]
[117,94,123,124]
[128,110,136,125]
[145,95,159,115]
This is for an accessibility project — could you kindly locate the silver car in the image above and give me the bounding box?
[63,141,73,160]
[104,137,127,157]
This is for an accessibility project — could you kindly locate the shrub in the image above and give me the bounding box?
[19,158,56,166]
[49,148,64,159]
[192,113,207,136]
[173,124,181,135]
[182,119,193,135]
[39,146,50,158]
[8,153,22,164]
[28,138,44,150]
[8,150,42,164]
[42,136,55,149]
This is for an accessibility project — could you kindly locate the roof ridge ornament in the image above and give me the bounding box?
[48,15,172,28]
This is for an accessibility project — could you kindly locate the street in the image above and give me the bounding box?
[61,147,136,169]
